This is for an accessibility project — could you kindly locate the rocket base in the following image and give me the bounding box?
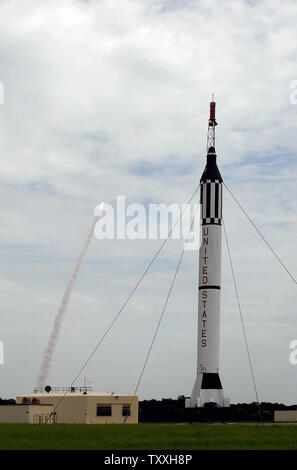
[186,373,230,408]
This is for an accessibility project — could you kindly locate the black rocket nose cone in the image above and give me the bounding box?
[200,146,223,183]
[207,146,216,155]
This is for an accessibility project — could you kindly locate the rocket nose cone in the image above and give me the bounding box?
[208,146,216,155]
[201,145,223,182]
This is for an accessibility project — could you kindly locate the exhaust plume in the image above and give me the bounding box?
[37,203,104,387]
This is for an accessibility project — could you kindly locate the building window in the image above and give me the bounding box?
[96,405,112,416]
[122,404,131,417]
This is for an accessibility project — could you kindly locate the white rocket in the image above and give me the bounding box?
[186,99,229,408]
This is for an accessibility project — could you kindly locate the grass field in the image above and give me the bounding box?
[0,423,297,450]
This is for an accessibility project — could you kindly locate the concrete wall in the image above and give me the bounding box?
[0,405,30,423]
[45,396,87,424]
[0,405,52,423]
[274,410,297,422]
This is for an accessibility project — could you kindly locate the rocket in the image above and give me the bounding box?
[186,98,229,408]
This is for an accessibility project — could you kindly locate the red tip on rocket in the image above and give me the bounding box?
[209,101,217,127]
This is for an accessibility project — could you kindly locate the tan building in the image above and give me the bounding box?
[0,391,138,424]
[274,410,297,422]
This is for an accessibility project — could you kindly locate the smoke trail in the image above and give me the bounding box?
[37,204,104,387]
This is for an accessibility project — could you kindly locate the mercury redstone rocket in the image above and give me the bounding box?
[186,98,229,408]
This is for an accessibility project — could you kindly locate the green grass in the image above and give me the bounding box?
[0,423,297,450]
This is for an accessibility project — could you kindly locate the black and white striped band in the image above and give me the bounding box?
[200,179,222,224]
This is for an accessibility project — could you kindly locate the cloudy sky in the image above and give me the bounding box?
[1,0,297,404]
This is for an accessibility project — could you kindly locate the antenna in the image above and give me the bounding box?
[80,376,92,393]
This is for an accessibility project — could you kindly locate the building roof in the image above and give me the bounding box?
[18,393,137,398]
